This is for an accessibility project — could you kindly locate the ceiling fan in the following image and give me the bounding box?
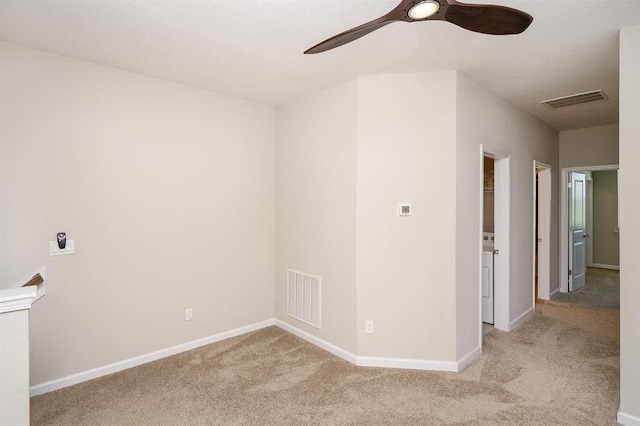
[304,0,533,54]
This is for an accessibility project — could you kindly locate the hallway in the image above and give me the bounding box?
[540,267,620,341]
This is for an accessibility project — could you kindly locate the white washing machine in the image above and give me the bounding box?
[482,233,494,324]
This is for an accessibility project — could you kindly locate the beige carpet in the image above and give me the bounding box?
[31,268,620,425]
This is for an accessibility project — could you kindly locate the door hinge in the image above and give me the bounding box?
[569,269,572,276]
[568,182,572,189]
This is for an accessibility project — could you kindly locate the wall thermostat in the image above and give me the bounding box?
[398,203,412,216]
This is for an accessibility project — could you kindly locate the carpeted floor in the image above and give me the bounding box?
[31,268,620,425]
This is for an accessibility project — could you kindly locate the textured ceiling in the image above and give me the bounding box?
[0,0,638,131]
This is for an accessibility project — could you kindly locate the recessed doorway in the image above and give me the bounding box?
[560,165,619,293]
[480,146,510,335]
[533,161,551,301]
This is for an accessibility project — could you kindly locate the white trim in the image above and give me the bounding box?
[3,267,47,308]
[30,318,276,396]
[275,319,357,364]
[586,178,594,267]
[493,156,511,331]
[549,288,559,298]
[357,356,458,372]
[618,410,640,426]
[0,286,37,314]
[478,148,484,349]
[560,164,619,293]
[591,263,620,270]
[456,346,482,371]
[276,319,468,372]
[510,306,534,330]
[30,316,481,397]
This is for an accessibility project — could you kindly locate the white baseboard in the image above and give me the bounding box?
[618,410,640,426]
[32,317,476,397]
[357,356,458,372]
[549,288,559,298]
[510,306,534,331]
[30,318,276,396]
[275,319,460,372]
[457,346,482,371]
[274,319,357,364]
[591,263,620,271]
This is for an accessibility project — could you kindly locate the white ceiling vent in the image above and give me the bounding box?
[541,90,608,109]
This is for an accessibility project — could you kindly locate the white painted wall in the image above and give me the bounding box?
[0,40,567,392]
[0,309,31,425]
[356,72,458,361]
[456,74,559,355]
[0,42,276,385]
[275,81,357,353]
[559,124,619,168]
[618,24,640,424]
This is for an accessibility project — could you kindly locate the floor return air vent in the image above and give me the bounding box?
[287,269,321,329]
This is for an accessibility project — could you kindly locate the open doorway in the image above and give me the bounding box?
[533,162,551,301]
[482,156,495,335]
[560,165,619,293]
[480,146,510,338]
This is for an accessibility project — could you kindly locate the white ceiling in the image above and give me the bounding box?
[0,0,638,131]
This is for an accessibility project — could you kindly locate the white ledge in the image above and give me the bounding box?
[0,286,38,314]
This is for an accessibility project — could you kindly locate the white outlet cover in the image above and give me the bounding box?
[365,320,374,334]
[50,240,75,256]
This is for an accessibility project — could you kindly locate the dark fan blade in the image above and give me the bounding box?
[304,2,408,54]
[305,20,394,54]
[304,0,532,54]
[445,3,532,35]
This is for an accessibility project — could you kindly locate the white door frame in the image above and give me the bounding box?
[586,177,594,268]
[560,164,619,292]
[533,161,552,301]
[480,146,511,332]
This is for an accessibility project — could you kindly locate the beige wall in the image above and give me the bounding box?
[456,74,559,356]
[0,42,276,385]
[591,171,619,267]
[559,124,619,168]
[0,40,570,390]
[356,72,457,360]
[619,24,640,422]
[275,81,357,353]
[276,71,559,364]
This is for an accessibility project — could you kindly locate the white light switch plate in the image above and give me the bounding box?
[50,240,75,256]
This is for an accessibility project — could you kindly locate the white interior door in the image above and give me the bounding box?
[536,165,551,300]
[569,172,587,291]
[482,252,494,324]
